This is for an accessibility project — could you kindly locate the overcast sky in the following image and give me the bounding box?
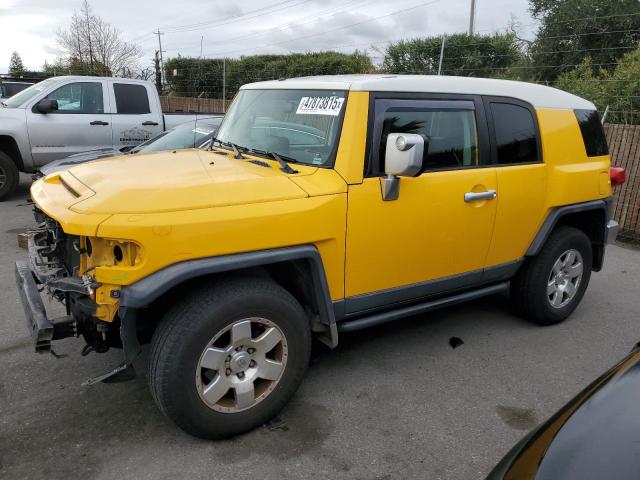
[0,0,537,74]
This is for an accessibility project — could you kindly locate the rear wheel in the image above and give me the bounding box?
[0,151,19,201]
[511,226,592,325]
[148,277,311,439]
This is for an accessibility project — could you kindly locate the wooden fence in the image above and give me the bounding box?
[605,124,640,243]
[160,96,231,113]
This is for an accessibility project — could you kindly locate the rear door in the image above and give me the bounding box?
[108,82,163,150]
[26,80,112,165]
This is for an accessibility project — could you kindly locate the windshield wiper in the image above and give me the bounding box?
[211,137,245,159]
[250,149,299,174]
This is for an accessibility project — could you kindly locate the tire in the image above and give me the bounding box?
[148,276,311,439]
[511,226,592,326]
[0,151,19,201]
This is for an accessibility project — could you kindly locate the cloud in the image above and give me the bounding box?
[0,0,536,74]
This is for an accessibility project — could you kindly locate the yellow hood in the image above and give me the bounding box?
[63,149,314,214]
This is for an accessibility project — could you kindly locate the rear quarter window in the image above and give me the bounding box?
[114,83,151,114]
[574,109,609,157]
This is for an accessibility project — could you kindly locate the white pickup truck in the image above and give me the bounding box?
[0,76,214,200]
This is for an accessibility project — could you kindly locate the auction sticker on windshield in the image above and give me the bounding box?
[296,96,344,116]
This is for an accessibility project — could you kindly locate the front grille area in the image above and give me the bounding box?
[28,208,80,286]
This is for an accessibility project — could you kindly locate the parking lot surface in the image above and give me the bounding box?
[1,175,639,480]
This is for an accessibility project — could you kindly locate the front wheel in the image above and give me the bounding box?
[148,277,311,439]
[511,226,592,325]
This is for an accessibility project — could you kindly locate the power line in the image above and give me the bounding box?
[168,0,374,54]
[205,0,441,57]
[162,0,315,34]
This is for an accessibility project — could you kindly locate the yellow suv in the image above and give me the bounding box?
[15,75,619,439]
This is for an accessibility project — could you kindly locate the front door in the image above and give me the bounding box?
[344,96,498,313]
[27,81,112,165]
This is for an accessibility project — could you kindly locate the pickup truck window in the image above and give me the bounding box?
[375,100,479,174]
[114,83,151,114]
[46,82,104,114]
[2,77,57,108]
[490,102,539,165]
[216,89,346,167]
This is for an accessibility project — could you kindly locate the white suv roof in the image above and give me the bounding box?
[242,74,595,110]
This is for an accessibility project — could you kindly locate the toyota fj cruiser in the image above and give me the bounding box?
[15,75,620,439]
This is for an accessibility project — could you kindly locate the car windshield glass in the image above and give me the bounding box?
[3,78,58,108]
[133,122,216,153]
[215,89,346,167]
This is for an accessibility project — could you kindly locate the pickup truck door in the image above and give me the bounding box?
[26,80,112,165]
[344,97,498,314]
[107,82,163,150]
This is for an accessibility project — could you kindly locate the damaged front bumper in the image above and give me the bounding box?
[14,261,77,353]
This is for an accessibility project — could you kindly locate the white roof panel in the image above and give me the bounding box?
[241,74,595,110]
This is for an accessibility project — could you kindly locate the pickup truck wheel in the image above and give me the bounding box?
[0,152,19,201]
[148,277,311,439]
[511,226,592,325]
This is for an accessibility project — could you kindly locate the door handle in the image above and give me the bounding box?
[464,189,497,202]
[142,121,159,126]
[90,120,109,126]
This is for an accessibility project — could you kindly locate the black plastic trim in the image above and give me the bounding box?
[119,245,336,329]
[339,259,523,318]
[526,199,609,256]
[338,283,508,333]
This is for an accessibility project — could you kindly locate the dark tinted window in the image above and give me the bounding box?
[575,109,609,156]
[46,82,104,114]
[491,102,539,164]
[379,106,478,172]
[114,83,150,114]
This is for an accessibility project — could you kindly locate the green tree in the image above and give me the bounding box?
[8,51,25,77]
[165,51,373,99]
[529,0,640,81]
[555,57,605,109]
[382,33,522,77]
[555,47,640,124]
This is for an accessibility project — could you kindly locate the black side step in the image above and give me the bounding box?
[337,283,509,333]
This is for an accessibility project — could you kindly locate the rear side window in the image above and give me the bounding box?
[114,83,150,114]
[575,109,609,157]
[490,102,539,165]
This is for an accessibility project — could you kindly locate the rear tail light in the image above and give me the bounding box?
[611,167,626,186]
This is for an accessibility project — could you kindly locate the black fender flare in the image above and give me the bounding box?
[118,245,338,354]
[526,198,611,256]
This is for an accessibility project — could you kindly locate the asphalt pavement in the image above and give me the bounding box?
[1,174,639,480]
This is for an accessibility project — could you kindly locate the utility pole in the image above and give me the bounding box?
[222,58,226,113]
[438,34,446,75]
[154,50,162,94]
[468,0,476,35]
[154,29,165,90]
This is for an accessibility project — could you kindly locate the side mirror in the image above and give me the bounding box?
[381,133,425,201]
[35,99,58,114]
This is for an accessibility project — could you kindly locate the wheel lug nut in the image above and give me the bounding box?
[235,346,242,352]
[247,348,255,354]
[249,360,256,368]
[237,372,245,379]
[225,368,231,376]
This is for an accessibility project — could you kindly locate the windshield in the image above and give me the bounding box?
[132,121,218,153]
[2,78,58,108]
[215,89,346,167]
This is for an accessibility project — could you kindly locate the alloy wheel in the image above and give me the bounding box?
[195,317,288,413]
[547,249,584,309]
